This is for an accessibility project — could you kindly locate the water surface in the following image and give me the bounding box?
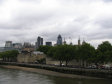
[0,68,111,84]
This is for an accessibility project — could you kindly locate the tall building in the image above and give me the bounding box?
[5,41,13,48]
[46,42,52,46]
[36,36,43,49]
[57,34,62,45]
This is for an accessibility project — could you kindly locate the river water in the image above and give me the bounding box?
[0,68,111,84]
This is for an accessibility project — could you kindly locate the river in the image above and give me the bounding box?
[0,68,111,84]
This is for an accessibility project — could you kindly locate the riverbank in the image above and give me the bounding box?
[0,62,112,79]
[0,65,100,79]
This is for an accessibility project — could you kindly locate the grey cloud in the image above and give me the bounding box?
[103,0,112,2]
[0,0,112,47]
[86,27,112,41]
[19,0,41,3]
[84,16,112,41]
[96,17,112,29]
[0,12,54,30]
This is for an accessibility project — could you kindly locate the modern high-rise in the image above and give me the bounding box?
[46,42,52,46]
[36,36,43,49]
[5,41,13,48]
[57,34,62,45]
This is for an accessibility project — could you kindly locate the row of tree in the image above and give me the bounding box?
[37,41,112,67]
[0,50,19,62]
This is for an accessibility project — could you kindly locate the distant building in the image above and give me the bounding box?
[23,42,31,48]
[0,47,5,52]
[0,41,22,52]
[13,43,22,49]
[35,36,43,49]
[17,51,46,63]
[46,42,52,46]
[5,41,13,48]
[57,34,62,45]
[22,42,35,52]
[0,47,16,52]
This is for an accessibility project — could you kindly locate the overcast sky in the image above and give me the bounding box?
[0,0,112,47]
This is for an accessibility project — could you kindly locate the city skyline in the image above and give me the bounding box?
[1,35,81,47]
[0,0,112,47]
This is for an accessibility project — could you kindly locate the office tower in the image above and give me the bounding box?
[5,41,13,48]
[46,42,52,46]
[57,34,62,45]
[36,36,43,49]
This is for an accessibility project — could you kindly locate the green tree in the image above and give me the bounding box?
[63,45,76,66]
[37,45,52,54]
[0,50,19,62]
[47,45,76,66]
[77,43,95,67]
[53,45,65,66]
[97,41,112,64]
[47,46,56,58]
[10,50,19,62]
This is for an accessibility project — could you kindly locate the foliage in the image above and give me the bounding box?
[37,41,112,67]
[47,45,77,66]
[0,50,19,62]
[77,43,96,67]
[37,45,52,54]
[97,41,112,63]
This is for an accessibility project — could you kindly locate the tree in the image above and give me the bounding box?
[63,45,76,66]
[0,50,19,62]
[53,45,65,66]
[77,43,95,67]
[47,46,56,58]
[97,41,112,64]
[10,50,19,62]
[37,45,52,54]
[47,45,76,66]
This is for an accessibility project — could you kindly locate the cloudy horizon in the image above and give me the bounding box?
[0,0,112,47]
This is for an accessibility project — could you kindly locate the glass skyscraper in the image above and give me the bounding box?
[57,34,62,45]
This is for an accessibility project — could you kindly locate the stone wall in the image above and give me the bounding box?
[1,62,112,79]
[17,53,46,63]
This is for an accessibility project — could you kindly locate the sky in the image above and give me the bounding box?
[0,0,112,47]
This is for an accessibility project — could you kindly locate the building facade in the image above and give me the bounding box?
[13,43,22,49]
[23,42,31,48]
[5,41,13,48]
[35,36,43,49]
[17,51,46,63]
[57,34,62,45]
[46,42,52,46]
